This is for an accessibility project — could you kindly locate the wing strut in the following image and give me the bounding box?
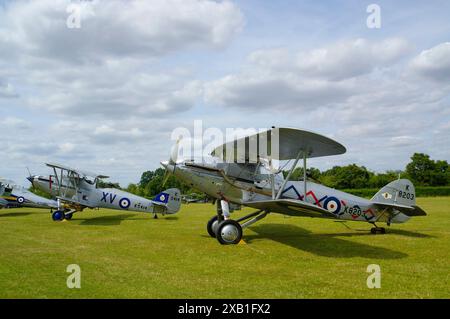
[303,151,307,198]
[275,150,304,200]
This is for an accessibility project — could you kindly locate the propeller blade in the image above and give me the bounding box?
[169,137,182,165]
[162,137,182,187]
[162,169,170,187]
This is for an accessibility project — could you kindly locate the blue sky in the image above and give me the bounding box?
[0,0,449,186]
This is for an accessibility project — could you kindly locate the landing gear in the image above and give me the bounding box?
[207,208,267,245]
[215,220,243,245]
[370,223,386,234]
[64,213,73,220]
[207,215,220,238]
[52,210,65,221]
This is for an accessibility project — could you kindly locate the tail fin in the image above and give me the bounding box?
[371,179,426,217]
[371,179,416,206]
[153,188,181,214]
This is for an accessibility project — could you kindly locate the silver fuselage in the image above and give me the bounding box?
[166,161,409,224]
[0,179,58,209]
[29,175,171,214]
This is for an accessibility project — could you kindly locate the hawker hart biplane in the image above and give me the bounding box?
[28,163,181,221]
[161,127,427,245]
[0,178,58,210]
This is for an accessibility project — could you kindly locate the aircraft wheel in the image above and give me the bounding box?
[52,210,65,222]
[370,227,386,234]
[216,220,242,245]
[64,213,73,220]
[207,215,220,238]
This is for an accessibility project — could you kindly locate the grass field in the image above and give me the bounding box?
[0,197,449,298]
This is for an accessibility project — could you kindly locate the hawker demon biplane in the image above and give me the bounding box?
[28,163,181,221]
[0,178,58,210]
[161,127,427,245]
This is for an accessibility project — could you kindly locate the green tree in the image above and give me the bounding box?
[319,164,370,189]
[406,153,449,186]
[139,171,154,188]
[368,170,400,188]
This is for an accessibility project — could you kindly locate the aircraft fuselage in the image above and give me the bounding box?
[168,162,409,224]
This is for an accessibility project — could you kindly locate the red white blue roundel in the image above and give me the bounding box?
[324,197,341,215]
[16,196,25,204]
[119,198,131,209]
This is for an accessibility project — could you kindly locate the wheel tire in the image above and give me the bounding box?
[370,228,376,234]
[380,228,386,234]
[52,210,65,222]
[207,215,220,238]
[216,220,243,245]
[64,213,73,220]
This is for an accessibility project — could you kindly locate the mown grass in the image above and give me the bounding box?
[0,197,449,298]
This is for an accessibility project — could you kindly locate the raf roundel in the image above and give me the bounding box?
[16,196,25,204]
[119,197,131,209]
[324,196,341,215]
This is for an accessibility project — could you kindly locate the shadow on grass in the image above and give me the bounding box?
[331,222,434,238]
[247,223,409,259]
[0,212,33,218]
[164,216,179,221]
[78,214,139,226]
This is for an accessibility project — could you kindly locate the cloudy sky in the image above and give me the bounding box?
[1,0,449,186]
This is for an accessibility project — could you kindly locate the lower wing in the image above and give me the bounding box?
[243,199,336,218]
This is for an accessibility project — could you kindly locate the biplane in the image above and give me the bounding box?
[161,127,427,245]
[0,178,58,210]
[28,163,181,221]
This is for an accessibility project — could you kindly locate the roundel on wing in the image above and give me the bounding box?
[324,196,341,215]
[17,196,25,204]
[119,197,131,209]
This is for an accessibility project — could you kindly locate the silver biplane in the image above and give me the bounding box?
[161,127,427,245]
[28,163,181,221]
[0,178,58,210]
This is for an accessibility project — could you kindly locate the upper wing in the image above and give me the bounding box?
[243,199,336,218]
[211,127,346,162]
[46,163,109,179]
[372,202,427,216]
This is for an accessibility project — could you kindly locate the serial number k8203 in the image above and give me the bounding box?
[222,303,270,315]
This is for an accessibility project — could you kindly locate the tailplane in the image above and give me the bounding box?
[153,188,181,214]
[371,179,426,217]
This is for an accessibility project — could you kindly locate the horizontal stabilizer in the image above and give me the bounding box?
[372,202,427,216]
[152,188,181,214]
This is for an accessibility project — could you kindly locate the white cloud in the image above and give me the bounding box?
[0,0,244,63]
[247,38,412,80]
[0,80,18,98]
[410,42,450,81]
[204,39,449,116]
[0,117,29,129]
[0,0,242,118]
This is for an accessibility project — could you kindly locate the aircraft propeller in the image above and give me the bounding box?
[161,137,181,187]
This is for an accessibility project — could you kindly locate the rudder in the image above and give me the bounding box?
[153,188,181,214]
[371,179,416,207]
